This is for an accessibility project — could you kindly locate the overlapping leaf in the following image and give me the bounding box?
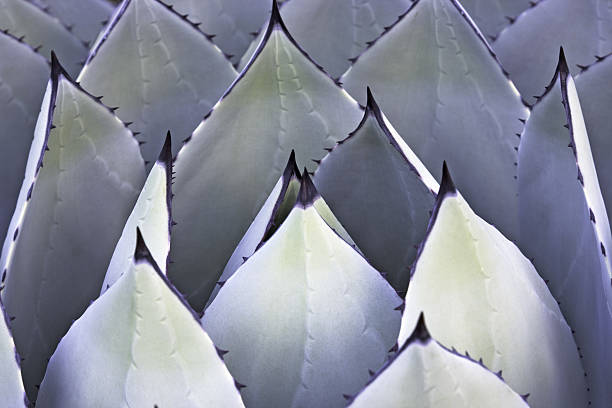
[400,165,588,408]
[37,231,245,408]
[518,50,612,407]
[240,0,412,78]
[101,132,173,294]
[0,55,145,401]
[170,2,363,310]
[349,314,529,408]
[341,0,528,241]
[315,89,437,294]
[574,53,612,224]
[31,0,114,44]
[202,176,402,408]
[0,0,88,76]
[78,0,238,164]
[494,0,612,104]
[165,0,271,65]
[0,32,49,241]
[0,301,26,407]
[459,0,534,41]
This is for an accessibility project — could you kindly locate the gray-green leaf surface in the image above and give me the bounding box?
[78,0,238,165]
[518,51,612,407]
[0,56,145,401]
[170,6,363,311]
[341,0,528,242]
[0,301,27,407]
[459,0,533,41]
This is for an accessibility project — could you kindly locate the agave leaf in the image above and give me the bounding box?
[399,164,588,408]
[459,0,534,41]
[202,176,401,408]
[341,0,528,242]
[315,89,437,294]
[36,230,245,407]
[493,0,612,105]
[0,55,145,401]
[78,0,238,165]
[101,132,173,295]
[0,301,27,407]
[518,49,612,407]
[349,314,529,408]
[574,53,612,225]
[170,1,363,310]
[240,0,412,78]
[31,0,114,44]
[165,0,271,65]
[0,32,49,241]
[0,0,88,76]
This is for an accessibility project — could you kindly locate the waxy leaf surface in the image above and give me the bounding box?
[202,179,401,408]
[37,234,245,408]
[78,0,238,165]
[0,301,26,407]
[459,0,533,40]
[170,6,363,310]
[341,0,528,241]
[0,32,49,240]
[350,315,529,408]
[101,133,173,294]
[518,51,612,407]
[0,0,87,76]
[315,90,437,294]
[400,167,588,408]
[494,0,612,104]
[0,57,145,401]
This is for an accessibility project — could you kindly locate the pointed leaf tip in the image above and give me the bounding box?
[438,162,457,198]
[558,47,569,75]
[296,170,319,207]
[404,312,431,346]
[283,150,301,181]
[158,131,173,166]
[270,0,282,28]
[133,227,150,262]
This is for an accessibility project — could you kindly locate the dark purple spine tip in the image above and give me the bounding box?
[133,227,152,262]
[296,169,320,208]
[439,161,457,198]
[158,131,173,166]
[284,150,301,181]
[558,47,569,75]
[407,312,431,345]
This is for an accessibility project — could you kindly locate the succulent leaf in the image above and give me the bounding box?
[349,314,529,408]
[30,0,114,44]
[0,0,88,76]
[0,55,145,401]
[518,49,612,407]
[494,0,612,105]
[0,31,49,242]
[101,132,173,294]
[0,300,27,407]
[240,0,413,78]
[164,0,272,65]
[459,0,534,40]
[202,176,402,408]
[574,53,612,226]
[399,165,588,408]
[170,3,363,310]
[341,0,528,242]
[78,0,238,165]
[314,89,437,294]
[36,230,245,407]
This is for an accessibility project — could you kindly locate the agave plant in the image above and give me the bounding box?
[0,0,611,407]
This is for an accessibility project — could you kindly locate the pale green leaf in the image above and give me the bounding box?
[315,89,437,294]
[78,0,238,166]
[202,178,402,408]
[341,0,528,242]
[0,32,49,240]
[349,314,529,408]
[37,231,245,408]
[518,50,612,407]
[400,165,588,408]
[0,56,145,401]
[493,0,612,105]
[0,301,27,407]
[170,4,363,310]
[0,0,88,76]
[101,132,172,294]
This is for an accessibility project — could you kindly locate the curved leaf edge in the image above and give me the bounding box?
[0,298,28,407]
